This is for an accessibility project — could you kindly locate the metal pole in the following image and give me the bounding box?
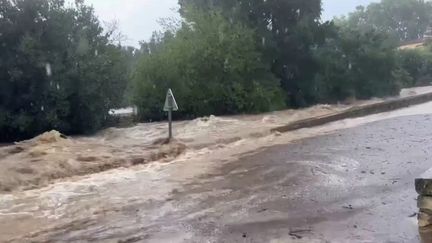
[168,108,173,140]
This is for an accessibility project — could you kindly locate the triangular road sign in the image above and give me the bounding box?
[164,89,178,111]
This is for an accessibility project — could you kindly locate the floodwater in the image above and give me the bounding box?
[0,103,345,193]
[1,88,432,242]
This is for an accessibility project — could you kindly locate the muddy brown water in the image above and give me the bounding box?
[2,112,432,241]
[3,95,432,242]
[1,86,430,194]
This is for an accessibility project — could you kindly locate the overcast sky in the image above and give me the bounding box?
[81,0,379,47]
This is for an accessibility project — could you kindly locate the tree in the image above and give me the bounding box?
[342,0,432,42]
[133,8,285,121]
[179,0,330,107]
[312,25,403,102]
[0,0,129,141]
[398,45,432,87]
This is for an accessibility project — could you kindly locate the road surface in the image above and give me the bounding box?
[3,109,432,242]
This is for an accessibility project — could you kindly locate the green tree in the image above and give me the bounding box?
[313,25,403,102]
[179,0,329,106]
[133,8,285,121]
[398,45,432,87]
[342,0,432,42]
[0,0,128,141]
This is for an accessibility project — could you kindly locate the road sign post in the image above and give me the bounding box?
[168,108,173,139]
[163,89,178,141]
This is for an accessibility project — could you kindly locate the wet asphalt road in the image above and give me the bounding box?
[166,114,431,243]
[19,114,432,242]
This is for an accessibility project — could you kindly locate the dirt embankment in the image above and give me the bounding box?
[0,131,185,192]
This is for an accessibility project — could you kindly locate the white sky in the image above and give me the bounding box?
[81,0,379,47]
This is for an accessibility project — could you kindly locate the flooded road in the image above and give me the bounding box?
[3,101,432,242]
[0,104,344,193]
[0,87,428,193]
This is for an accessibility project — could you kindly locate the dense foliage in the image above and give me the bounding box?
[0,0,129,141]
[2,0,432,141]
[398,44,432,87]
[134,0,416,119]
[133,9,285,121]
[179,0,327,106]
[311,24,404,102]
[338,0,432,42]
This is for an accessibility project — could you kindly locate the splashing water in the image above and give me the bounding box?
[45,63,52,77]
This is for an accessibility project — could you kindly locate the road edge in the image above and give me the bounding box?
[272,92,432,133]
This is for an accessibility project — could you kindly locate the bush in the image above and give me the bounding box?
[398,47,432,87]
[311,25,403,103]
